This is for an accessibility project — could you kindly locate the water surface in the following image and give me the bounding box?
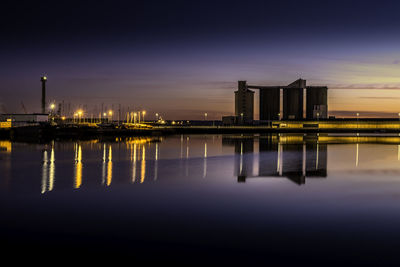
[1,134,400,265]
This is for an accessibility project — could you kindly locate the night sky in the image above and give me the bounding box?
[2,0,400,119]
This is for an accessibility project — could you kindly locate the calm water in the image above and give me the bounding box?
[2,134,400,265]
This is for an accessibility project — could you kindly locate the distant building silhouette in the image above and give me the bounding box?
[234,81,254,123]
[229,79,328,124]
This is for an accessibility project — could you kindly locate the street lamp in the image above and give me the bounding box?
[204,113,208,120]
[142,110,146,122]
[108,110,113,122]
[156,113,159,121]
[49,103,56,119]
[77,110,83,123]
[133,112,137,124]
[356,112,360,134]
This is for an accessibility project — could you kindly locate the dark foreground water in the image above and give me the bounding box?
[2,134,400,265]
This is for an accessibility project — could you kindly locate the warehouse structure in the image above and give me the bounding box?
[231,79,328,124]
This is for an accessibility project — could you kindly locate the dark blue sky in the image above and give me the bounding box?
[2,0,400,118]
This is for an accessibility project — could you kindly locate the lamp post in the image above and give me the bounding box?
[204,113,208,121]
[133,112,137,124]
[77,110,83,124]
[50,103,55,114]
[156,113,159,122]
[108,110,113,123]
[240,113,244,124]
[356,113,359,134]
[142,111,146,122]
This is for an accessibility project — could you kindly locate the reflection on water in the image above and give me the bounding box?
[5,134,400,194]
[74,143,82,189]
[222,135,327,184]
[41,142,55,193]
[5,135,400,265]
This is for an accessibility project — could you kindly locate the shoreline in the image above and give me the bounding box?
[2,125,400,141]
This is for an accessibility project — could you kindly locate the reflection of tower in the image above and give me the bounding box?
[306,142,327,177]
[281,143,305,185]
[234,138,254,182]
[41,76,47,114]
[258,135,279,177]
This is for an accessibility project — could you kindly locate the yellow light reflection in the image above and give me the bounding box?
[48,145,55,191]
[74,144,82,189]
[102,143,106,185]
[140,145,146,183]
[132,143,137,183]
[106,145,112,186]
[0,141,11,152]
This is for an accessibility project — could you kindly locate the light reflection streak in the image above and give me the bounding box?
[102,143,106,185]
[316,142,319,169]
[132,143,137,183]
[154,143,158,180]
[239,141,243,174]
[203,141,207,178]
[356,143,359,167]
[41,150,48,194]
[106,145,112,186]
[180,135,184,159]
[74,144,82,189]
[49,144,55,192]
[41,143,56,194]
[140,145,146,183]
[186,136,189,176]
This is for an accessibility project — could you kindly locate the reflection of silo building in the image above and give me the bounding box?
[222,136,254,182]
[258,135,279,177]
[306,142,327,177]
[306,86,328,119]
[281,143,305,185]
[235,81,254,122]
